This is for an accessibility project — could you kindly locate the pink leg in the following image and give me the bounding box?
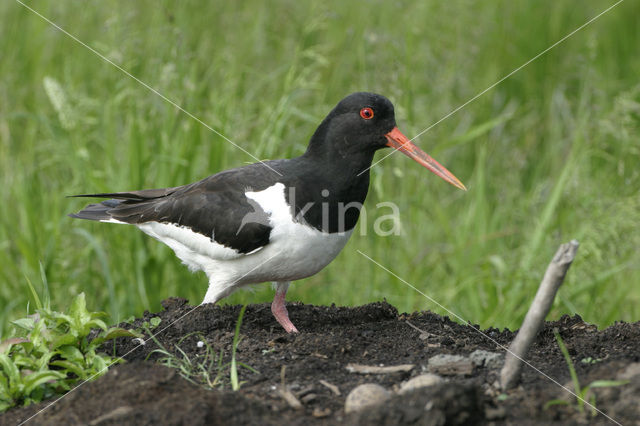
[271,282,299,333]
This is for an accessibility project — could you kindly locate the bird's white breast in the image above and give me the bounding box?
[239,183,353,282]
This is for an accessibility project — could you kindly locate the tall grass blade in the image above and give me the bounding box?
[230,305,247,391]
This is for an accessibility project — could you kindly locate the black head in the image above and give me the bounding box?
[304,92,467,190]
[305,92,397,159]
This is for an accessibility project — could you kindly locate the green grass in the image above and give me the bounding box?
[1,0,639,335]
[544,328,629,416]
[147,307,258,391]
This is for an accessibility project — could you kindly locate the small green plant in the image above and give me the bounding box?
[0,293,141,412]
[544,329,629,416]
[148,332,226,389]
[148,305,257,391]
[124,315,162,334]
[146,317,162,329]
[580,357,602,365]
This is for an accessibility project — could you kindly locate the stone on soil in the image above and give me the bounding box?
[398,373,444,395]
[428,354,474,376]
[469,350,504,369]
[344,383,391,413]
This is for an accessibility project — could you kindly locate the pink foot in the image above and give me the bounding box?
[271,288,299,333]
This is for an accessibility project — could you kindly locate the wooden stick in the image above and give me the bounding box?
[346,363,415,374]
[319,379,341,396]
[500,240,579,390]
[279,365,303,409]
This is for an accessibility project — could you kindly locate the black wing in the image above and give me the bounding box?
[69,163,284,254]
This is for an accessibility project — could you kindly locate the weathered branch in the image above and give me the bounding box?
[500,240,580,390]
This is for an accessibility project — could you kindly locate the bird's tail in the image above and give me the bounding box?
[68,187,179,223]
[68,199,122,222]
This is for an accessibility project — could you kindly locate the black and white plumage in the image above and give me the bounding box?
[70,92,466,333]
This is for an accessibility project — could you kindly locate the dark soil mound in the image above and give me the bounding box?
[3,299,639,425]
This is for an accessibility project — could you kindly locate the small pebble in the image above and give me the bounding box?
[469,350,503,369]
[618,363,640,380]
[312,407,331,418]
[197,341,204,348]
[428,354,467,366]
[345,383,391,414]
[132,338,146,346]
[428,354,474,376]
[398,373,444,395]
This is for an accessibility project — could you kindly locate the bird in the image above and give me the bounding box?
[70,92,466,333]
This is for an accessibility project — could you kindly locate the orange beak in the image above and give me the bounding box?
[385,127,467,191]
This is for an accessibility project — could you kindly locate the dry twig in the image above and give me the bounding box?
[319,379,341,396]
[500,240,579,390]
[405,320,431,339]
[346,363,414,374]
[279,365,303,409]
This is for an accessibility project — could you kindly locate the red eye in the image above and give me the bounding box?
[359,107,374,120]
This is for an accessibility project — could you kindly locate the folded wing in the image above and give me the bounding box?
[69,178,273,255]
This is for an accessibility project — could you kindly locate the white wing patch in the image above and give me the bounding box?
[100,218,127,224]
[245,183,292,228]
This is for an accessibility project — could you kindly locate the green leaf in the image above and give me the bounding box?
[38,261,51,311]
[0,371,10,403]
[149,317,162,328]
[586,379,630,389]
[553,330,581,394]
[69,293,88,320]
[11,352,36,369]
[91,355,113,376]
[23,370,66,395]
[46,312,73,334]
[544,399,570,410]
[25,387,44,405]
[69,293,92,334]
[230,305,247,391]
[0,353,21,386]
[28,320,49,349]
[0,400,13,412]
[49,311,73,325]
[84,319,108,333]
[237,362,259,374]
[90,311,108,319]
[49,333,78,350]
[34,351,56,371]
[56,345,85,363]
[91,327,142,346]
[0,338,29,354]
[11,318,35,331]
[50,360,86,379]
[24,273,43,311]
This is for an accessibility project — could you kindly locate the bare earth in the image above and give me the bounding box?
[3,299,639,425]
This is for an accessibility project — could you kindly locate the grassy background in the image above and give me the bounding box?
[1,0,639,335]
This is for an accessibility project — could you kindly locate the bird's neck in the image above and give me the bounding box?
[303,121,376,182]
[286,153,372,233]
[300,149,373,197]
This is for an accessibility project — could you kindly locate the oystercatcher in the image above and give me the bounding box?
[70,92,465,333]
